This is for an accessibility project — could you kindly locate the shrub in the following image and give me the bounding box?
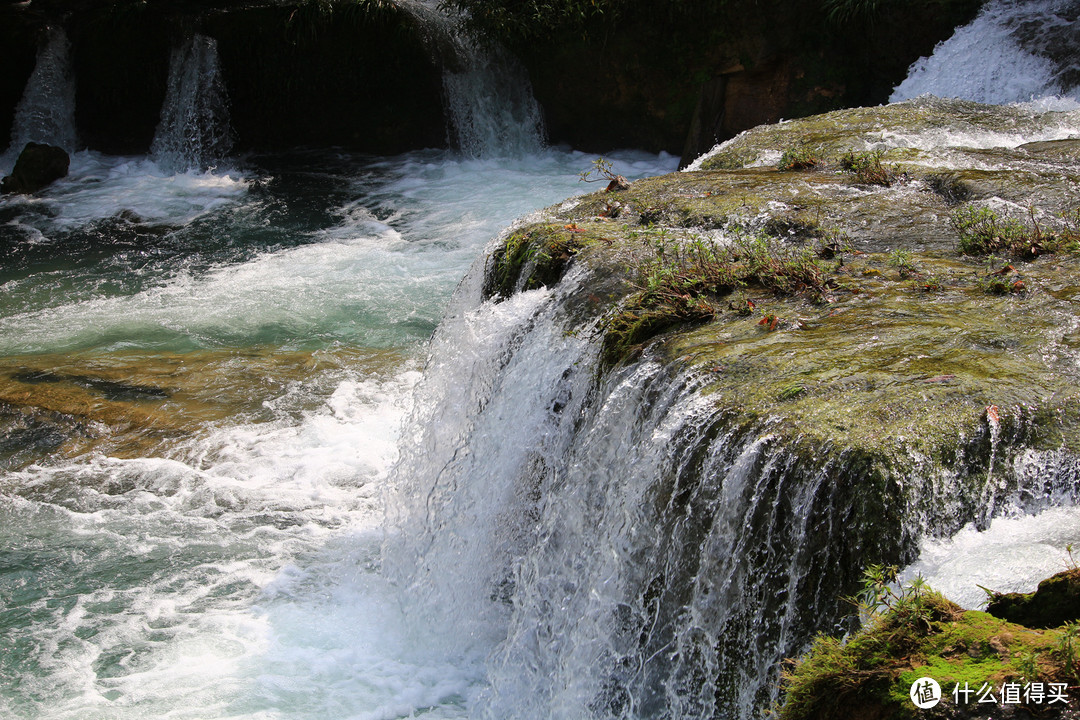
[840,150,895,187]
[779,146,820,171]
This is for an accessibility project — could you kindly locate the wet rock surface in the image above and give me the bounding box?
[987,568,1080,628]
[1,142,69,194]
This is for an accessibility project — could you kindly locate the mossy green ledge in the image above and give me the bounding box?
[779,587,1080,720]
[483,96,1080,560]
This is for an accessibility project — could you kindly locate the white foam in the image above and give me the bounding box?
[0,364,425,719]
[902,505,1080,609]
[891,0,1080,104]
[0,151,249,229]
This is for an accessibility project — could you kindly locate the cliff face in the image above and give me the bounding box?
[455,97,1080,715]
[473,0,986,161]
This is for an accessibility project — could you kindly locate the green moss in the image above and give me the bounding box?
[484,223,593,300]
[599,232,828,369]
[779,587,1077,720]
[987,569,1080,629]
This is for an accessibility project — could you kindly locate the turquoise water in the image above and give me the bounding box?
[0,146,677,719]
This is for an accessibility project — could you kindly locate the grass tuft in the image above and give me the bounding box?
[600,232,827,367]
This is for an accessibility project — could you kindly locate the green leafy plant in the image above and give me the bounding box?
[779,146,819,171]
[1017,649,1041,683]
[952,205,1035,256]
[1059,621,1079,682]
[840,150,895,186]
[580,157,629,191]
[887,248,916,278]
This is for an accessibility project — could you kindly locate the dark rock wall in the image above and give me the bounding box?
[0,0,984,158]
[0,10,40,148]
[1,1,446,156]
[513,0,985,163]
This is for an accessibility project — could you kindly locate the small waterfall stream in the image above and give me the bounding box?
[150,34,234,172]
[397,0,546,156]
[3,28,78,168]
[892,0,1080,104]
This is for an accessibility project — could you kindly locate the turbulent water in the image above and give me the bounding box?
[891,0,1080,105]
[4,1,1080,718]
[0,37,677,716]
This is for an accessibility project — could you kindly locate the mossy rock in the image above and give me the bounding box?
[987,569,1080,629]
[483,222,593,300]
[779,588,1080,720]
[480,96,1080,594]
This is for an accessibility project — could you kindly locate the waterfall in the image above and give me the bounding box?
[5,28,78,164]
[891,0,1080,105]
[396,0,546,157]
[150,34,234,172]
[387,230,1080,719]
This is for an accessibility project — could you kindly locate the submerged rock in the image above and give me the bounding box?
[0,141,69,194]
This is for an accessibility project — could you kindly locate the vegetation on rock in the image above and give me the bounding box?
[987,568,1080,629]
[778,568,1080,719]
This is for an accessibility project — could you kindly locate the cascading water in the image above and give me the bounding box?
[150,34,234,172]
[386,216,1080,718]
[3,28,78,168]
[7,0,1080,718]
[891,0,1080,105]
[397,0,546,157]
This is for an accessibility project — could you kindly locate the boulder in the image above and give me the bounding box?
[987,568,1080,628]
[1,142,69,194]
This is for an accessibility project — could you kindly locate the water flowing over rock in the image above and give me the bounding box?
[4,28,77,168]
[892,0,1080,105]
[389,97,1080,719]
[396,0,546,156]
[150,34,234,172]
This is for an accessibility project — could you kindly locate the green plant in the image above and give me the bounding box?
[952,205,1033,256]
[599,231,829,367]
[846,565,935,630]
[580,157,630,192]
[950,204,1080,258]
[840,150,894,187]
[579,157,617,184]
[921,275,945,292]
[974,257,1026,295]
[779,146,819,171]
[887,248,916,278]
[1059,621,1079,682]
[1017,649,1040,683]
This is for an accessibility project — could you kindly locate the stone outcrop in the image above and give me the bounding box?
[988,569,1080,629]
[478,98,1080,713]
[1,141,69,194]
